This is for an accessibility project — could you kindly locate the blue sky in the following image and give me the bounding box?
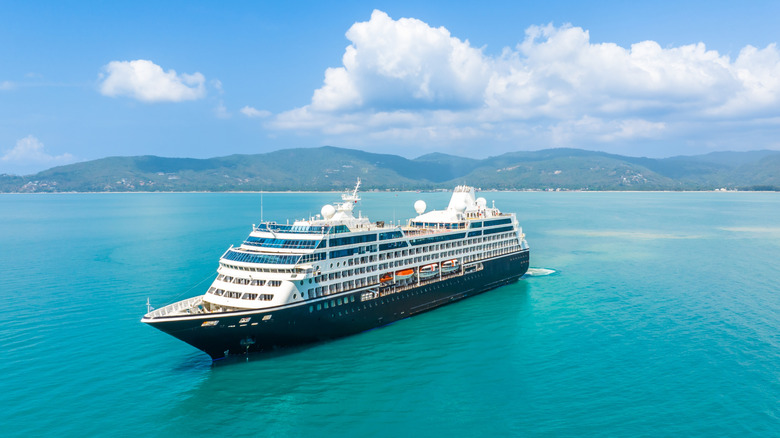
[2,1,780,174]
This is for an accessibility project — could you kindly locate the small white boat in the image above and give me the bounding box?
[419,263,438,278]
[441,259,459,273]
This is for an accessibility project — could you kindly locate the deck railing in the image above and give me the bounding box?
[144,296,205,319]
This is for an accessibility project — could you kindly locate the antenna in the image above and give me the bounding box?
[260,189,264,223]
[352,178,361,199]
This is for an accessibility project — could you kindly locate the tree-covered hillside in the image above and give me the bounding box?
[1,146,778,192]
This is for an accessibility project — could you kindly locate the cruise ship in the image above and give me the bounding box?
[142,180,530,359]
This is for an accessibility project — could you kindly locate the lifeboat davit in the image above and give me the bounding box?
[418,263,438,279]
[441,259,459,273]
[395,269,414,280]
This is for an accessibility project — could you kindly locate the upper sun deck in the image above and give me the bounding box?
[247,181,513,245]
[253,220,400,236]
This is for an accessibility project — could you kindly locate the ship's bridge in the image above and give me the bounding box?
[286,178,377,232]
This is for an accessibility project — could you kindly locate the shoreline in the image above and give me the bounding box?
[0,189,774,195]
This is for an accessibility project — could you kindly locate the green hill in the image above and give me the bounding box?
[2,146,779,192]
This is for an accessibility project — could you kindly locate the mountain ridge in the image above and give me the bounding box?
[2,146,779,192]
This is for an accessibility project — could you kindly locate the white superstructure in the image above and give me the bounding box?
[145,180,528,318]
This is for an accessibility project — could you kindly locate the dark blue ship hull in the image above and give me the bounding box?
[145,250,529,359]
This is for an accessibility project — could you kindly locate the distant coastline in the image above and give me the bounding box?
[2,189,775,195]
[2,146,778,193]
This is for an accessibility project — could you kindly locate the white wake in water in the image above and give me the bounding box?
[525,268,556,277]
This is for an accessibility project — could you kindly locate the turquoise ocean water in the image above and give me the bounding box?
[0,192,778,437]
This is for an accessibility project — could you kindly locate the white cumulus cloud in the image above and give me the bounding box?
[271,10,780,155]
[98,59,206,102]
[241,106,272,118]
[310,10,489,112]
[1,135,76,174]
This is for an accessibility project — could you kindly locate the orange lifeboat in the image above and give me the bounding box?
[380,273,394,283]
[395,269,414,280]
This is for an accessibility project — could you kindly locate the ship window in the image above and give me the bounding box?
[317,303,322,310]
[484,218,512,227]
[243,236,322,249]
[483,225,513,236]
[330,233,378,247]
[309,306,313,313]
[379,231,403,240]
[223,250,302,265]
[379,241,408,251]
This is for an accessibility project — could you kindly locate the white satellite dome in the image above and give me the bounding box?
[414,200,426,215]
[454,200,468,213]
[476,197,487,208]
[321,204,336,219]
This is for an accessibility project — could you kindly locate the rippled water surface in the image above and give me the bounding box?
[1,192,778,437]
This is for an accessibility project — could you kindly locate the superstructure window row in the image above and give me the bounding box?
[244,236,324,249]
[483,225,514,236]
[255,223,348,234]
[207,287,276,301]
[409,221,465,230]
[330,244,377,259]
[217,275,265,286]
[379,241,408,251]
[379,231,404,240]
[483,217,513,226]
[223,249,301,265]
[299,252,326,263]
[410,232,466,246]
[220,263,302,274]
[329,233,377,247]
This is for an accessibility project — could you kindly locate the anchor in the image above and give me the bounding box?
[240,336,256,354]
